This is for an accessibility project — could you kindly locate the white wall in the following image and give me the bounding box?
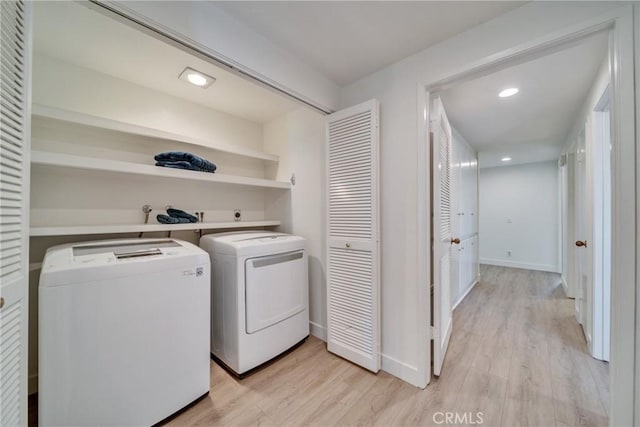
[338,2,621,385]
[110,1,339,112]
[263,108,327,340]
[479,161,560,272]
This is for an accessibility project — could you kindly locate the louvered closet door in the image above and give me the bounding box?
[0,0,31,425]
[326,99,380,372]
[431,96,453,376]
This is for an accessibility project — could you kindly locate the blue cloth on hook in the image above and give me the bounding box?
[156,214,191,224]
[167,208,199,223]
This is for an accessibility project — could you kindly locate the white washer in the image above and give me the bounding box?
[39,239,210,427]
[200,231,309,375]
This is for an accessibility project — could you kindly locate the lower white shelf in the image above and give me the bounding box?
[30,221,281,237]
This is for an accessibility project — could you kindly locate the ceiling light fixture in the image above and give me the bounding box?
[501,156,512,162]
[499,88,519,98]
[179,67,216,88]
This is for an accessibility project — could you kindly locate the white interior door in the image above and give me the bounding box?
[325,99,380,372]
[431,96,454,376]
[0,0,31,425]
[575,127,592,344]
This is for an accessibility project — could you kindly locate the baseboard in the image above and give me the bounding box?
[309,321,326,341]
[480,258,559,273]
[452,279,478,310]
[29,374,38,395]
[381,353,420,386]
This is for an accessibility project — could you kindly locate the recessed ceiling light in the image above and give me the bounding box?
[499,88,519,98]
[179,67,216,88]
[501,156,512,162]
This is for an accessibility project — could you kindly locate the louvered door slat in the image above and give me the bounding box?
[0,0,31,425]
[326,99,380,372]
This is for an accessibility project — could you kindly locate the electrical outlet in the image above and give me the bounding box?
[234,209,241,222]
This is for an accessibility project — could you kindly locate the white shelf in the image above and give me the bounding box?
[30,220,281,237]
[32,104,280,162]
[31,151,291,189]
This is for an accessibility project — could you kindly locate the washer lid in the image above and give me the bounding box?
[40,238,209,287]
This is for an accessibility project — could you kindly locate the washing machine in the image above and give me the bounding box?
[39,238,210,426]
[200,231,309,375]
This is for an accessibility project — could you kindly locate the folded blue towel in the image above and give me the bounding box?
[155,161,210,172]
[156,214,191,224]
[155,152,217,172]
[167,208,198,223]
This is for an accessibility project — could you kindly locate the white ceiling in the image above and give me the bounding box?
[215,1,526,86]
[33,1,301,124]
[440,32,609,168]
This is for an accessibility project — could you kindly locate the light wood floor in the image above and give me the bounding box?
[29,265,609,427]
[163,265,609,427]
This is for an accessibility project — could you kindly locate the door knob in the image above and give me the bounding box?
[451,238,461,245]
[0,296,4,309]
[345,243,351,249]
[575,240,587,247]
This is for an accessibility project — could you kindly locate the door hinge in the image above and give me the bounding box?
[429,326,436,340]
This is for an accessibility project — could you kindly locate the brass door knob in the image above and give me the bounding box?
[575,240,587,247]
[451,238,461,245]
[0,296,4,309]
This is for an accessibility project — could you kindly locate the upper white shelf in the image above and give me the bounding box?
[31,151,291,190]
[32,104,280,162]
[30,220,281,237]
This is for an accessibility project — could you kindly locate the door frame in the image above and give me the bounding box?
[416,6,636,425]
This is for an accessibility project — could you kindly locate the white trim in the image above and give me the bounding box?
[607,7,636,426]
[418,10,636,422]
[381,353,420,386]
[452,279,478,311]
[635,4,640,423]
[480,258,560,273]
[415,85,431,389]
[309,321,326,341]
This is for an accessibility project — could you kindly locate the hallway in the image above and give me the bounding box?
[447,265,609,426]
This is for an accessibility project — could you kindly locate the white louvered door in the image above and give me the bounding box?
[431,97,453,376]
[326,99,380,372]
[0,0,31,425]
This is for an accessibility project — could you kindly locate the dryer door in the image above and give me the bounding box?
[245,250,306,334]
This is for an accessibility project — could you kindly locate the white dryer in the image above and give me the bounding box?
[39,239,210,426]
[200,231,309,375]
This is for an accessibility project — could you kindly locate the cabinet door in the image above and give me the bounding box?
[470,151,478,234]
[471,235,479,281]
[0,0,32,425]
[325,99,380,373]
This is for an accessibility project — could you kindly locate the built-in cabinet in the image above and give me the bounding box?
[451,129,479,308]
